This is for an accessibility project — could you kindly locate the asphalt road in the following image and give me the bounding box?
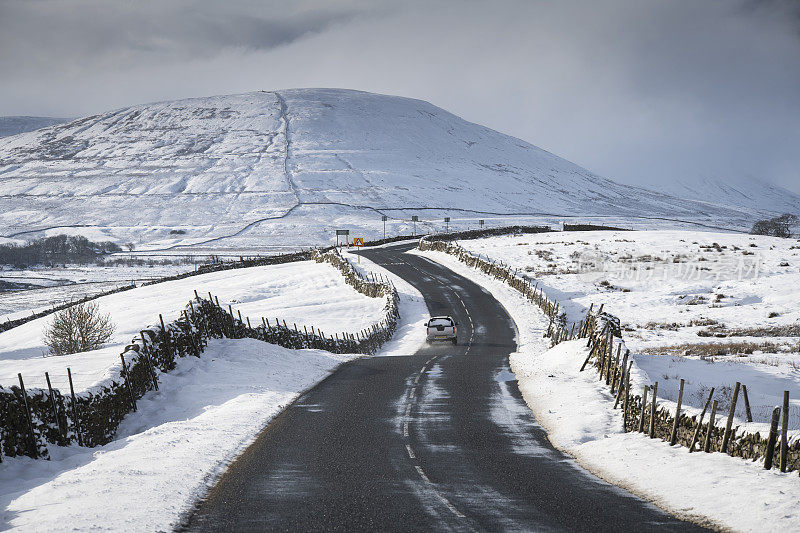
[182,243,708,532]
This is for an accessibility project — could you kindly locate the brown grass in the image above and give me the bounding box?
[697,324,800,338]
[642,340,800,357]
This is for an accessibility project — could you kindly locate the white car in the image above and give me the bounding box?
[426,316,458,344]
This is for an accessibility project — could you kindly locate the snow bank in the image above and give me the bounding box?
[415,247,800,532]
[0,338,357,532]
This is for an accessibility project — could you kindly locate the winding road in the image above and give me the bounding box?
[182,243,707,532]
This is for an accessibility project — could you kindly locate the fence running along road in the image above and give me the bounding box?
[183,243,707,532]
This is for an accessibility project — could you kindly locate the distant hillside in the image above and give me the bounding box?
[0,90,763,252]
[0,116,71,138]
[657,176,800,216]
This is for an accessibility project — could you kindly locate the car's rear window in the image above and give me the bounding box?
[428,318,453,327]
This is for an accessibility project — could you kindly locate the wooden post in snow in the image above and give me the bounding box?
[45,371,65,441]
[742,384,753,422]
[638,386,649,433]
[649,382,659,438]
[17,374,38,458]
[689,387,715,453]
[669,379,685,446]
[780,390,790,472]
[67,368,82,446]
[721,382,740,454]
[764,406,781,470]
[703,400,718,453]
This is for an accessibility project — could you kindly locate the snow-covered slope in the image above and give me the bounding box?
[659,176,800,216]
[0,89,761,251]
[0,116,70,138]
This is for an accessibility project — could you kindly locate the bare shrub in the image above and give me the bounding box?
[43,302,116,356]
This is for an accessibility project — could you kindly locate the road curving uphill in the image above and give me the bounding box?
[183,242,708,532]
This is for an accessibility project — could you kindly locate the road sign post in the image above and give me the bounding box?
[411,215,419,236]
[382,215,387,240]
[353,237,363,263]
[335,229,350,247]
[444,216,450,233]
[479,219,484,229]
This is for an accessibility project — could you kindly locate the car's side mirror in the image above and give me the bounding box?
[455,322,460,326]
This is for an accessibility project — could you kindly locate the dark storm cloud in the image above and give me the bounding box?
[0,0,797,192]
[0,1,364,70]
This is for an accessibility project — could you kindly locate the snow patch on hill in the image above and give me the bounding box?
[660,176,800,216]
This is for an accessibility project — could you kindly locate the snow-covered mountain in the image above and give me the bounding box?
[657,176,800,216]
[0,116,71,138]
[0,89,766,252]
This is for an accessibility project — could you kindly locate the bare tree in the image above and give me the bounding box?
[43,301,116,356]
[750,213,798,238]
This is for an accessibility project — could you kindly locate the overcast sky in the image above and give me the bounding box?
[1,0,798,192]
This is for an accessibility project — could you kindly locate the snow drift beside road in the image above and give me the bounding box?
[0,339,357,532]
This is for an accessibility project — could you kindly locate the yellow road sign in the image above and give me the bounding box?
[353,237,364,246]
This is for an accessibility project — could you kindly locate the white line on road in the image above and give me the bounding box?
[406,444,416,459]
[400,355,467,520]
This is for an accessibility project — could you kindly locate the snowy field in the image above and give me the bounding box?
[0,259,387,393]
[415,246,800,532]
[0,262,194,322]
[459,230,800,434]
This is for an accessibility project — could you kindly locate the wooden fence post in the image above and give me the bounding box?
[742,384,753,422]
[17,374,38,459]
[579,340,596,372]
[638,386,648,433]
[610,344,622,393]
[120,354,137,412]
[721,382,740,454]
[764,406,781,470]
[45,371,66,441]
[159,314,173,358]
[614,353,629,408]
[67,368,82,446]
[669,378,685,446]
[622,361,632,416]
[689,387,715,453]
[703,400,718,453]
[140,331,161,389]
[649,382,659,438]
[780,390,789,472]
[599,335,608,378]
